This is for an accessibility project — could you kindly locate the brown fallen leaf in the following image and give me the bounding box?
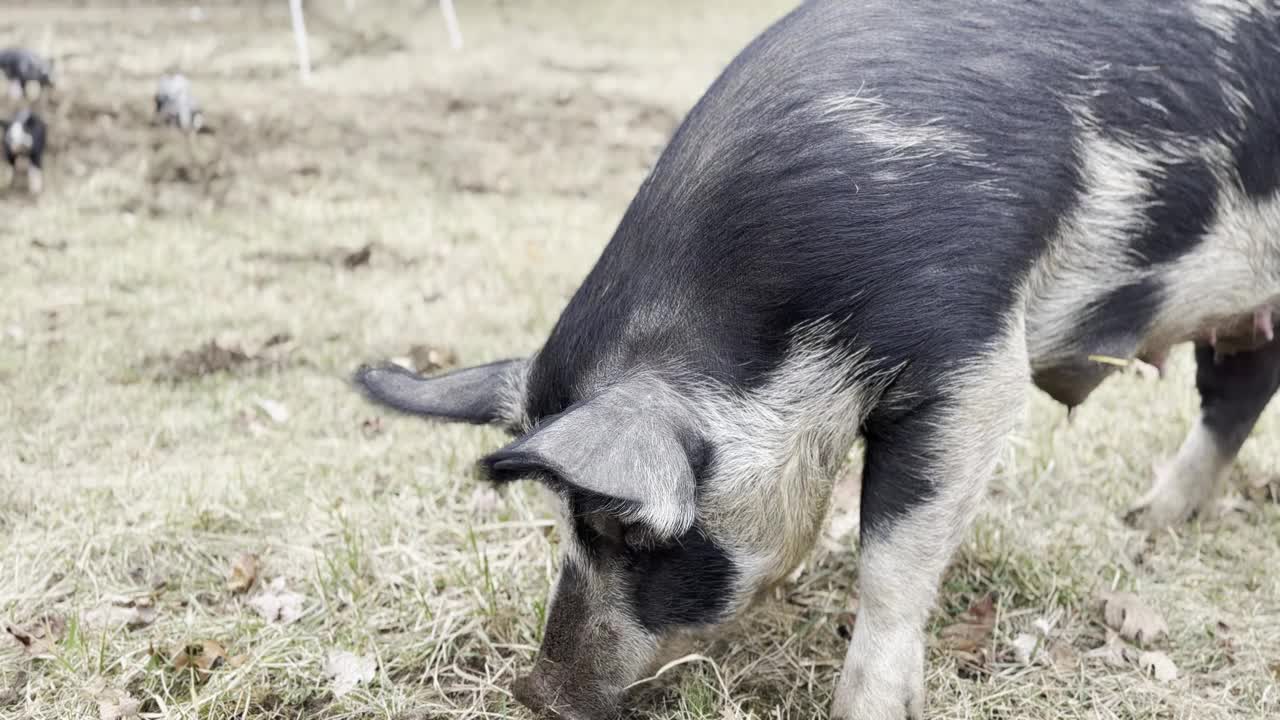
[407,344,458,374]
[226,553,259,594]
[1101,591,1168,646]
[95,688,140,720]
[342,243,373,269]
[324,650,376,698]
[1046,640,1079,669]
[171,640,228,679]
[247,577,305,624]
[5,614,65,657]
[1138,650,1179,682]
[939,593,997,672]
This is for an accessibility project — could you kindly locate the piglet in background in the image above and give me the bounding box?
[0,48,54,100]
[4,109,46,195]
[154,73,204,132]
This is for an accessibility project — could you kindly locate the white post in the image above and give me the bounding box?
[440,0,463,50]
[289,0,312,84]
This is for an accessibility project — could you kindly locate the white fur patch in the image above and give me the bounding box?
[1151,184,1280,348]
[5,117,31,154]
[816,91,998,190]
[1025,129,1162,367]
[497,358,532,432]
[697,322,902,604]
[1191,0,1279,41]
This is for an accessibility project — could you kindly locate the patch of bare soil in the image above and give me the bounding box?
[137,333,298,383]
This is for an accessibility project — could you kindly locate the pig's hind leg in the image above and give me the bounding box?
[1126,339,1280,529]
[832,323,1027,720]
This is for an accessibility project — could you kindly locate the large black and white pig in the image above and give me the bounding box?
[356,1,1280,717]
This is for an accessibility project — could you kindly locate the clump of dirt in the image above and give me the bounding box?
[405,344,457,374]
[140,333,297,383]
[244,242,415,269]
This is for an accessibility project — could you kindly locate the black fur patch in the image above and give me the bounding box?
[3,110,45,169]
[1226,6,1280,200]
[1195,340,1280,455]
[625,525,736,633]
[859,397,947,540]
[1080,275,1165,353]
[1130,159,1216,265]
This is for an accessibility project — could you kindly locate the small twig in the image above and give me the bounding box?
[1087,354,1159,380]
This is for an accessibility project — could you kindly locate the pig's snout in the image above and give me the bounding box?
[512,668,617,720]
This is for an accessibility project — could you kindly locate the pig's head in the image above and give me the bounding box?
[355,361,759,718]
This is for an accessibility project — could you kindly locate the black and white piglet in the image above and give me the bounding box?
[0,48,54,100]
[4,109,46,195]
[154,73,204,132]
[356,1,1280,718]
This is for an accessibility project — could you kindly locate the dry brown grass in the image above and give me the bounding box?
[2,2,1278,718]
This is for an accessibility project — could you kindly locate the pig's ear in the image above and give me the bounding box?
[354,359,526,427]
[481,382,703,540]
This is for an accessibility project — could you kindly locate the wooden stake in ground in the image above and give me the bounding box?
[440,0,463,50]
[289,0,312,84]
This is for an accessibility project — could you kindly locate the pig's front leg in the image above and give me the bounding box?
[1127,338,1280,528]
[833,345,1026,719]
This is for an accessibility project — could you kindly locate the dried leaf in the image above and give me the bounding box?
[253,397,290,424]
[939,594,997,671]
[1138,650,1178,682]
[324,650,376,698]
[5,615,65,657]
[95,689,140,720]
[83,598,155,631]
[1101,591,1167,646]
[342,243,373,269]
[171,640,227,679]
[407,344,457,374]
[248,577,305,624]
[226,553,259,594]
[1046,640,1079,669]
[1085,629,1133,668]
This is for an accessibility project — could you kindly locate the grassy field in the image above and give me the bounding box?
[2,2,1278,718]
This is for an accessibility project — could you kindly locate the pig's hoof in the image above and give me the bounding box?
[1123,462,1212,530]
[1123,492,1192,530]
[831,637,924,720]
